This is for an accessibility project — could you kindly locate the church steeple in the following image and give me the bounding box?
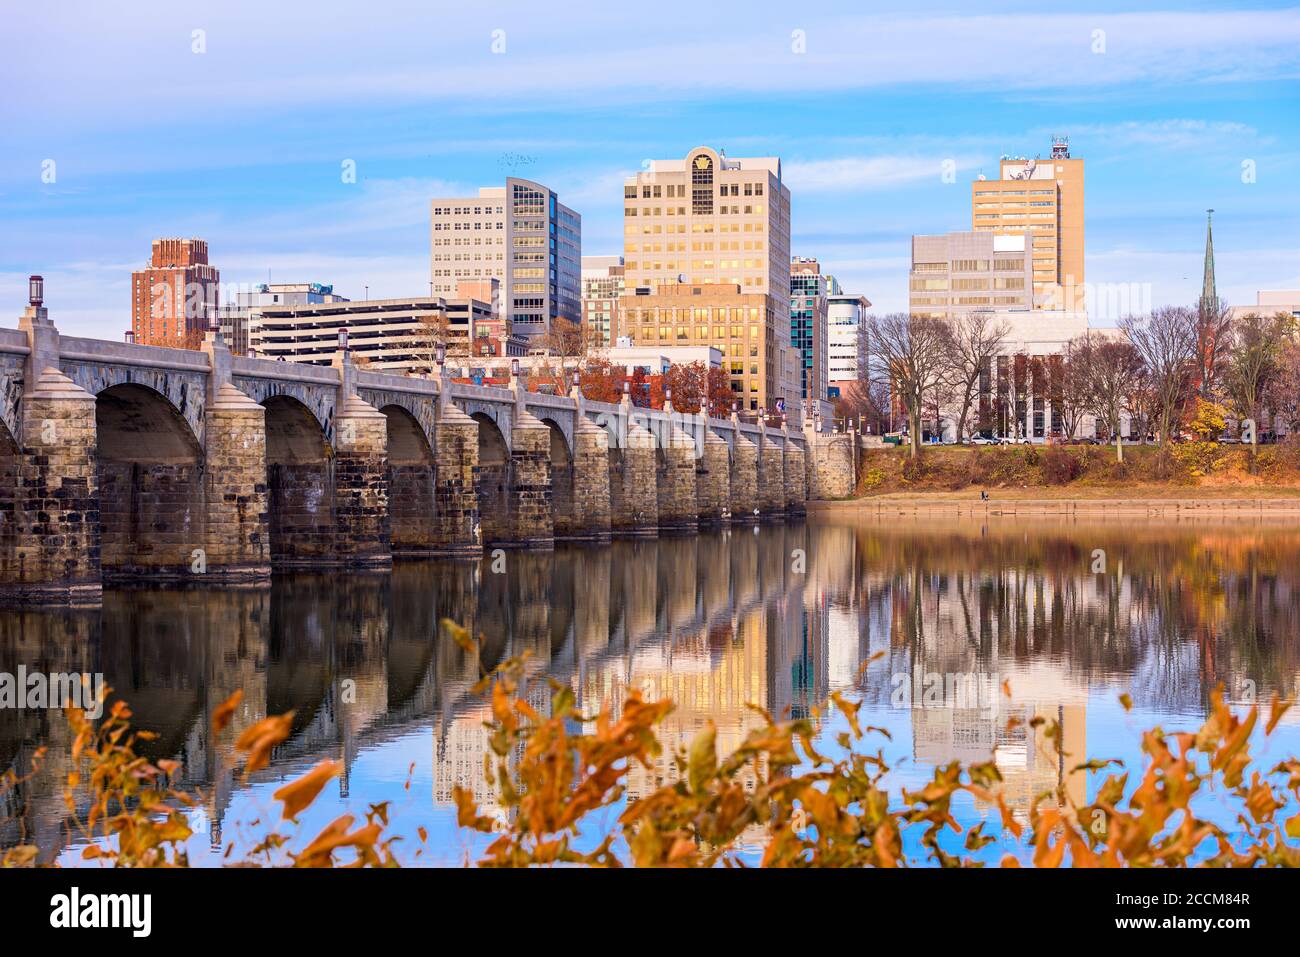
[1199,208,1219,315]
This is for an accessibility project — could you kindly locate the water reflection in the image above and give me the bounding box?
[3,517,1299,864]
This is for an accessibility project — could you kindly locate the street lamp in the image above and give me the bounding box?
[511,357,521,379]
[338,328,349,352]
[28,275,44,307]
[435,340,446,371]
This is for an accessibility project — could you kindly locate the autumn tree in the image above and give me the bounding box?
[866,312,952,458]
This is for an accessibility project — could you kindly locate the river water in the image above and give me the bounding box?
[3,516,1299,865]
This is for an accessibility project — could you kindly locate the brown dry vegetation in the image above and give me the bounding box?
[857,443,1300,497]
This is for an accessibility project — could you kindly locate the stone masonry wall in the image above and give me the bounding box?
[433,406,480,555]
[696,429,731,525]
[783,442,807,514]
[729,432,758,524]
[5,369,101,605]
[333,395,391,568]
[656,427,698,532]
[571,417,611,541]
[808,432,855,500]
[756,434,786,515]
[612,420,657,536]
[203,394,270,583]
[510,412,553,548]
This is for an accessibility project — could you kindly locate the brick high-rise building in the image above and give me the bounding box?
[130,238,220,347]
[971,136,1084,311]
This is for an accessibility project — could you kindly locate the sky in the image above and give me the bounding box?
[1,0,1298,338]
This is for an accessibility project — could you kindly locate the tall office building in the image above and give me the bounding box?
[130,238,220,346]
[826,291,871,398]
[581,255,625,346]
[619,146,795,412]
[909,231,1033,320]
[430,178,581,343]
[790,257,829,401]
[971,136,1084,311]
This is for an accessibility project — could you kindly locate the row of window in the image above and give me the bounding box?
[624,222,767,235]
[432,206,505,215]
[625,205,766,216]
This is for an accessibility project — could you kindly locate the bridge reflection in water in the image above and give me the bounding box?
[4,517,1300,865]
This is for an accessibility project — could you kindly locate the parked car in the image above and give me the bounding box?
[969,435,999,446]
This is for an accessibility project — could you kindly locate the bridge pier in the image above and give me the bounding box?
[756,431,785,519]
[333,394,392,569]
[729,428,758,525]
[6,367,101,606]
[509,411,553,549]
[571,416,611,542]
[432,403,481,557]
[783,434,807,516]
[202,383,271,583]
[696,428,731,526]
[612,418,658,537]
[656,423,698,534]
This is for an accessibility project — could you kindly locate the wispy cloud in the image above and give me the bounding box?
[784,155,983,192]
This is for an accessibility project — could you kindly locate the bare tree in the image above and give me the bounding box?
[1080,336,1145,463]
[1226,311,1290,463]
[866,312,952,459]
[1057,336,1094,439]
[412,310,451,376]
[1120,306,1197,447]
[944,310,1008,443]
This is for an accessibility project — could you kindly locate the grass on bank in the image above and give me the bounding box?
[856,442,1300,498]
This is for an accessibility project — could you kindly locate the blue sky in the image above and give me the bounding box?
[1,0,1298,337]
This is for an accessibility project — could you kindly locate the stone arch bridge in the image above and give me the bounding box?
[0,306,855,607]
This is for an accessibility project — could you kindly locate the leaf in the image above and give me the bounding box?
[212,690,244,733]
[273,760,341,821]
[234,711,295,778]
[440,618,475,653]
[1118,693,1133,712]
[688,722,717,795]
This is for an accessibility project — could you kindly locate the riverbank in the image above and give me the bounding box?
[810,491,1300,518]
[852,443,1300,505]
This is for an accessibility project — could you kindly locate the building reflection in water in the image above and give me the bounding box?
[3,517,1300,861]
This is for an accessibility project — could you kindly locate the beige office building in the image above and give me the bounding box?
[619,146,795,412]
[971,137,1084,311]
[909,231,1033,319]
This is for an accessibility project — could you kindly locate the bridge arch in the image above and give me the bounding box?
[472,412,510,545]
[264,395,335,564]
[382,405,437,555]
[95,383,204,579]
[539,417,574,538]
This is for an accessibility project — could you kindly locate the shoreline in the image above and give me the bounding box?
[808,494,1300,517]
